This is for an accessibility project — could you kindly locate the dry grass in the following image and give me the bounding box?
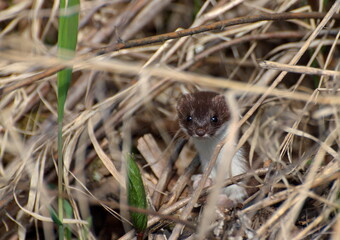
[0,0,339,239]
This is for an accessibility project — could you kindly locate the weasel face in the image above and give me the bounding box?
[177,91,230,138]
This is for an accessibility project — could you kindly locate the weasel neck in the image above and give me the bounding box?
[192,123,229,166]
[192,123,247,178]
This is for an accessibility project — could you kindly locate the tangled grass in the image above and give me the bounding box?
[0,0,339,239]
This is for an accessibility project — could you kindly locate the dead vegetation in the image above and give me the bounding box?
[0,0,339,239]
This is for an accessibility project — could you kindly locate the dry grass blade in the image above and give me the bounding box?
[88,117,125,187]
[259,60,340,77]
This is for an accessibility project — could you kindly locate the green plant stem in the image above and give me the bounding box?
[57,120,64,238]
[57,0,79,237]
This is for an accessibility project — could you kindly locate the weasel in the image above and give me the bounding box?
[177,91,248,203]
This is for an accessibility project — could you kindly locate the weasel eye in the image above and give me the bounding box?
[186,116,193,122]
[211,116,218,123]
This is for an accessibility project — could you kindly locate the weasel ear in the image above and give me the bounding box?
[212,94,227,105]
[176,93,191,110]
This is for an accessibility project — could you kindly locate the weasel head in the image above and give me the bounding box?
[177,91,230,139]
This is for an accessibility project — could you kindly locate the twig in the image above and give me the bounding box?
[0,65,64,96]
[95,12,340,54]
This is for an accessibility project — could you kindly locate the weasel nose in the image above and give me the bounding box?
[195,128,206,137]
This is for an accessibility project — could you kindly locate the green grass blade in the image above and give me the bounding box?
[64,200,73,240]
[57,0,79,238]
[58,0,79,111]
[127,154,148,235]
[50,207,63,226]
